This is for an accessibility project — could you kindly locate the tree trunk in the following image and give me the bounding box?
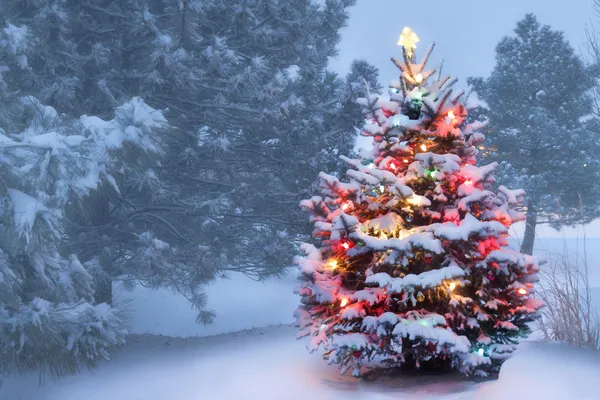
[95,278,113,305]
[521,200,537,255]
[89,189,113,305]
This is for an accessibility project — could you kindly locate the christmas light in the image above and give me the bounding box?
[327,260,338,270]
[379,185,385,192]
[341,202,350,211]
[478,348,484,356]
[403,158,409,163]
[407,196,420,206]
[517,288,527,295]
[414,73,424,83]
[340,298,349,307]
[397,27,419,57]
[447,110,456,119]
[420,144,427,152]
[449,282,457,291]
[464,180,473,186]
[368,163,375,169]
[398,230,409,240]
[390,162,397,170]
[342,242,350,250]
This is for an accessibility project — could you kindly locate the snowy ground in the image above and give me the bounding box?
[2,325,599,400]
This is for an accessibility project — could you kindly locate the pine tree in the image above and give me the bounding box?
[468,14,600,254]
[0,0,374,321]
[0,17,174,377]
[0,94,130,378]
[295,28,543,378]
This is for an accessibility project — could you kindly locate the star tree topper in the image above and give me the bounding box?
[397,26,419,58]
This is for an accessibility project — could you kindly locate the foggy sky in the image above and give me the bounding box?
[334,0,600,238]
[332,0,595,84]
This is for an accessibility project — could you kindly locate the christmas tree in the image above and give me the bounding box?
[295,27,543,378]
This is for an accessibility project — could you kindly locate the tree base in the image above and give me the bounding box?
[360,356,499,382]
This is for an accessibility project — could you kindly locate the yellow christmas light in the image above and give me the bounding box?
[414,73,424,83]
[517,288,527,295]
[327,260,338,270]
[407,195,421,206]
[420,144,427,152]
[340,298,349,307]
[397,26,420,58]
[447,110,456,120]
[449,282,457,291]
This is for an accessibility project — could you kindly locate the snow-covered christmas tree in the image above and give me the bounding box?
[295,27,543,378]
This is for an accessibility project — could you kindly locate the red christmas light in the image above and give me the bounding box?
[382,108,394,118]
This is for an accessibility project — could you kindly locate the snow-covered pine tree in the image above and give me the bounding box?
[295,28,543,378]
[0,96,130,378]
[0,1,375,319]
[469,14,600,254]
[0,20,172,377]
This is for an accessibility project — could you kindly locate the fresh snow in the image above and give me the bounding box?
[2,325,599,400]
[366,263,466,292]
[7,188,49,241]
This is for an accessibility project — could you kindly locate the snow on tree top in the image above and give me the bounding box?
[351,231,443,254]
[415,152,462,173]
[366,263,465,293]
[331,333,372,350]
[365,212,403,232]
[460,163,497,183]
[428,214,507,241]
[484,249,526,268]
[393,319,470,353]
[385,114,421,130]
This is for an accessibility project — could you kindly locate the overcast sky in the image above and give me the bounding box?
[333,0,600,238]
[332,0,596,84]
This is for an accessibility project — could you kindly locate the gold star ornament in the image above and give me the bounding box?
[397,26,419,57]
